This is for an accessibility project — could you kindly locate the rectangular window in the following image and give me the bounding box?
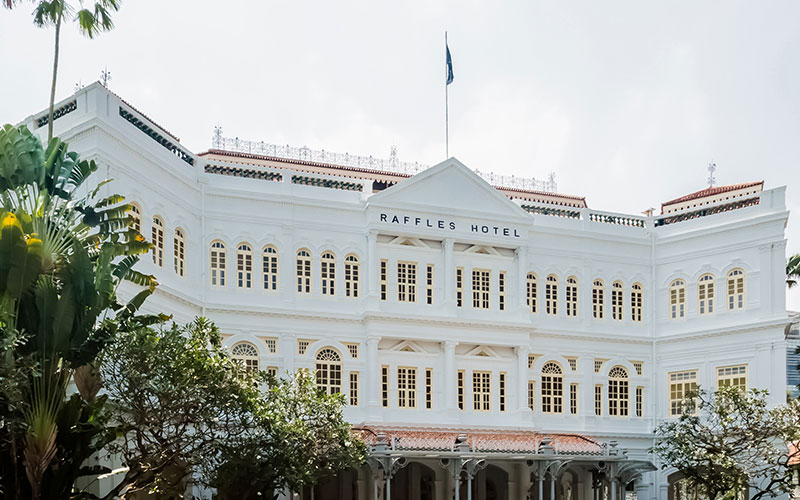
[344,256,359,297]
[397,262,417,302]
[296,254,311,294]
[611,284,623,320]
[570,383,578,415]
[566,278,578,317]
[528,381,535,411]
[397,367,417,408]
[472,269,490,309]
[528,354,537,369]
[472,371,491,411]
[717,364,747,390]
[425,368,433,409]
[669,370,698,416]
[344,342,359,359]
[527,274,537,313]
[457,370,465,410]
[498,272,506,311]
[321,256,335,295]
[381,366,389,407]
[632,361,643,376]
[566,357,577,371]
[238,250,252,288]
[499,372,507,412]
[593,282,604,319]
[266,366,278,377]
[456,267,464,307]
[350,372,359,406]
[297,339,311,355]
[263,250,278,291]
[426,264,434,305]
[594,385,602,416]
[546,276,558,315]
[635,386,643,417]
[265,337,278,354]
[631,285,643,321]
[380,259,388,301]
[594,359,606,373]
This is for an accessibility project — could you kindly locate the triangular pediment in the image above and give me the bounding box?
[465,345,502,359]
[389,340,426,353]
[369,158,530,221]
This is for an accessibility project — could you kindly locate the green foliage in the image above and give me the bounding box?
[788,253,800,288]
[651,386,800,500]
[211,372,368,499]
[101,318,262,498]
[100,318,366,500]
[0,124,155,499]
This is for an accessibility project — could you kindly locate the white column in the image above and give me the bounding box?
[516,246,528,312]
[516,346,531,414]
[367,336,381,409]
[367,230,378,299]
[444,238,455,305]
[443,340,458,411]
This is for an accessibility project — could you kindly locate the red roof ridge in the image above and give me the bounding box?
[661,181,763,210]
[200,149,587,205]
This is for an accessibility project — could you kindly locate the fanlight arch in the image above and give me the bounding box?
[315,347,342,395]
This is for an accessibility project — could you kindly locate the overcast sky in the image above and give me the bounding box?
[2,0,799,307]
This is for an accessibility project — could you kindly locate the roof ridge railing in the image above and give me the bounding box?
[211,132,557,193]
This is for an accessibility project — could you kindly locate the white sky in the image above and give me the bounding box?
[2,0,799,308]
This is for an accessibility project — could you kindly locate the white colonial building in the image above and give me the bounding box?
[21,83,792,500]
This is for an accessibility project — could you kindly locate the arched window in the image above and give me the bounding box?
[670,279,686,319]
[231,342,259,372]
[344,254,359,297]
[631,283,643,322]
[566,277,578,317]
[546,275,558,315]
[321,251,336,296]
[612,281,624,321]
[237,243,253,288]
[296,249,311,293]
[698,274,715,315]
[151,216,164,266]
[541,362,564,414]
[608,366,629,417]
[727,269,745,310]
[526,273,537,313]
[592,279,604,319]
[173,228,185,277]
[210,241,226,286]
[262,245,278,291]
[128,203,141,234]
[315,348,342,395]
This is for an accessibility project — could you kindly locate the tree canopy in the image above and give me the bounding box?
[651,386,800,500]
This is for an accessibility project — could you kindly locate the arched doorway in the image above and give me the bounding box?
[460,464,508,500]
[390,462,436,500]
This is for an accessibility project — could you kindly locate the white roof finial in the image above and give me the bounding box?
[707,162,716,188]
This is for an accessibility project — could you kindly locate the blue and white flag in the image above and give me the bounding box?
[446,43,454,85]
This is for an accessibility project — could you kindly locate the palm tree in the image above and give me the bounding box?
[0,123,155,498]
[788,254,800,288]
[3,0,121,140]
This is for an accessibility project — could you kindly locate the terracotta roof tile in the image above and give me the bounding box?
[353,426,603,455]
[661,181,763,210]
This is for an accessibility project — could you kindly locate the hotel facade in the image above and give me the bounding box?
[22,83,792,500]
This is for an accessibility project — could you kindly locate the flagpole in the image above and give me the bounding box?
[445,31,449,159]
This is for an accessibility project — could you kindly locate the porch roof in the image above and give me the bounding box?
[354,426,605,456]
